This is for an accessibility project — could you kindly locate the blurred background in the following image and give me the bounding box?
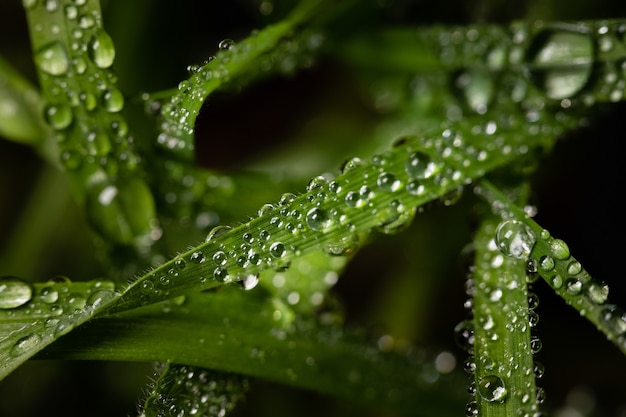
[1,0,626,416]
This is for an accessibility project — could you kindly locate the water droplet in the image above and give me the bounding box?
[454,69,494,114]
[218,39,235,51]
[465,400,479,416]
[190,251,205,264]
[214,267,230,282]
[35,41,69,75]
[88,29,116,68]
[269,242,286,258]
[405,151,439,179]
[0,276,34,309]
[477,375,507,402]
[238,274,259,291]
[86,289,116,310]
[539,255,555,271]
[495,220,536,259]
[44,103,73,130]
[565,278,583,295]
[527,29,593,99]
[566,260,582,275]
[341,157,363,174]
[102,87,124,112]
[39,286,59,303]
[305,207,331,231]
[206,225,232,242]
[10,334,42,357]
[376,172,401,192]
[213,251,227,266]
[586,281,609,304]
[454,320,474,353]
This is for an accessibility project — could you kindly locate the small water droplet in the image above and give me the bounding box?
[190,251,205,264]
[539,255,555,271]
[214,267,230,282]
[454,320,475,353]
[586,281,609,304]
[0,276,34,309]
[269,242,286,258]
[206,225,232,242]
[35,41,69,75]
[213,251,227,266]
[85,289,116,310]
[405,151,439,179]
[341,157,363,174]
[495,220,536,259]
[238,274,259,291]
[102,87,124,112]
[376,172,401,192]
[39,286,59,304]
[10,334,42,357]
[477,375,507,402]
[218,38,236,51]
[88,29,116,68]
[44,103,73,130]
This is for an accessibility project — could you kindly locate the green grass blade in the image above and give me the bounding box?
[475,180,626,356]
[39,287,467,416]
[23,0,158,247]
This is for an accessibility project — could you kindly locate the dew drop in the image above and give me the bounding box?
[85,289,116,310]
[454,320,475,353]
[218,38,236,50]
[213,251,227,266]
[495,220,536,259]
[269,242,286,258]
[102,87,124,112]
[44,103,73,130]
[88,29,116,68]
[477,375,507,402]
[39,286,59,304]
[586,281,609,304]
[539,255,555,271]
[527,29,593,99]
[405,151,439,179]
[190,251,205,264]
[10,334,42,357]
[35,41,69,75]
[305,207,331,231]
[566,260,582,275]
[341,157,363,174]
[376,172,401,192]
[0,276,34,309]
[206,225,232,242]
[565,278,583,295]
[214,267,230,282]
[238,274,259,291]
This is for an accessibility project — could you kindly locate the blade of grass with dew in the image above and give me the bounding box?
[24,0,158,247]
[38,286,468,416]
[475,179,626,356]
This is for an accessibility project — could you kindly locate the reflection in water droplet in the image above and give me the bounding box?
[405,151,438,179]
[10,334,42,357]
[35,41,69,75]
[477,375,507,402]
[527,29,593,99]
[495,220,536,259]
[89,29,116,68]
[0,276,34,309]
[305,207,331,231]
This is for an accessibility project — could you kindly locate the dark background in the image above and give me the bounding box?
[1,0,626,416]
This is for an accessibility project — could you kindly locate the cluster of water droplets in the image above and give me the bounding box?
[524,228,626,350]
[0,275,117,358]
[24,0,158,246]
[425,19,626,111]
[140,365,249,417]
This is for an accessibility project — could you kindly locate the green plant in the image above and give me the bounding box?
[1,0,625,416]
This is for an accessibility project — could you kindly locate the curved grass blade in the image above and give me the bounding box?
[24,0,158,247]
[39,287,467,416]
[155,0,330,161]
[0,277,117,380]
[139,363,249,417]
[475,180,626,356]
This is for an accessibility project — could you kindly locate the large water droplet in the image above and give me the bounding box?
[88,29,116,68]
[0,276,34,309]
[477,375,507,402]
[527,29,593,99]
[495,220,536,259]
[305,207,331,231]
[269,242,286,258]
[405,151,439,179]
[35,41,69,75]
[10,334,42,357]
